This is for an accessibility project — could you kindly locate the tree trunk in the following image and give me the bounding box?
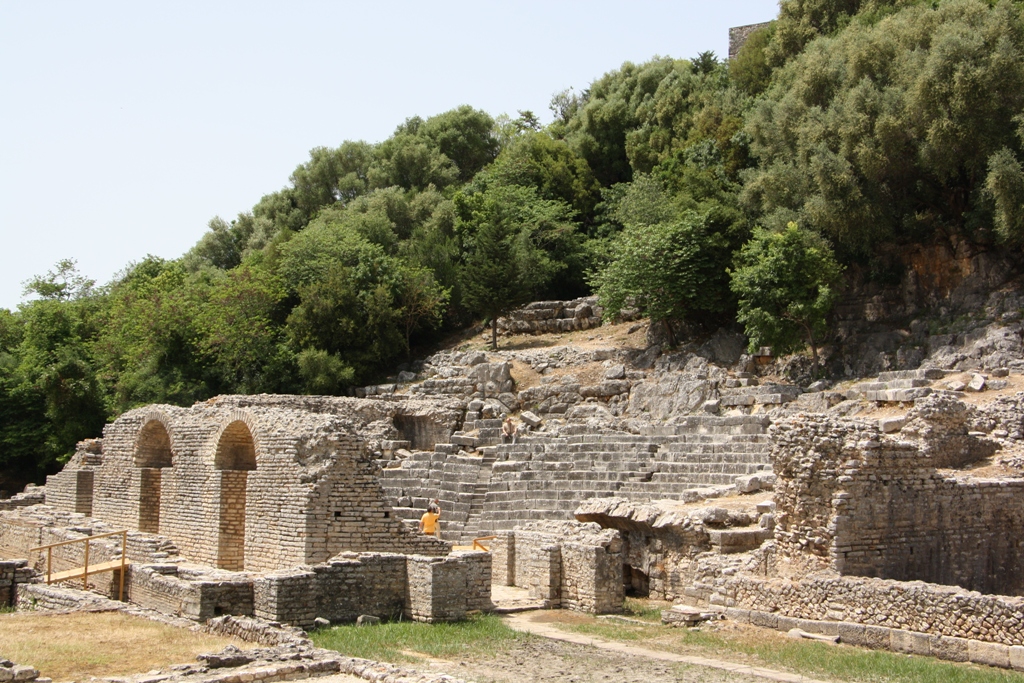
[663,318,677,347]
[805,324,819,377]
[491,318,498,350]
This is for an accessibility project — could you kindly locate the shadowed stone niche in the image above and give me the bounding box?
[393,413,449,451]
[134,420,173,533]
[215,420,256,571]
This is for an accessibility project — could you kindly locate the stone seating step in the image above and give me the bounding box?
[864,388,932,402]
[877,368,947,381]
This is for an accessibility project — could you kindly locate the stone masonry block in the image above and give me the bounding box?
[969,640,1010,669]
[890,630,930,656]
[930,635,970,662]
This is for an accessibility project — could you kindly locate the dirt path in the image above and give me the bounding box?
[499,612,833,683]
[435,634,762,683]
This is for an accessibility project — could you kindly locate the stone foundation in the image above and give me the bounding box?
[490,521,623,613]
[497,298,603,337]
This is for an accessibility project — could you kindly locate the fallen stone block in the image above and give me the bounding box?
[520,411,542,428]
[878,417,905,433]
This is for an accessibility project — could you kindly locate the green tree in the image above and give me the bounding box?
[394,265,450,358]
[743,0,1024,253]
[986,144,1024,243]
[730,223,843,375]
[456,185,571,349]
[590,211,731,346]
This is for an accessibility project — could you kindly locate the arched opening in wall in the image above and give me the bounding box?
[624,564,650,598]
[214,420,256,571]
[393,414,449,451]
[134,420,173,534]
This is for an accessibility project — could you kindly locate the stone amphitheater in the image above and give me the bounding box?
[5,296,1024,673]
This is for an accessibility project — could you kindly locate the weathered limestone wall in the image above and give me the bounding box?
[77,397,451,573]
[45,442,101,515]
[0,560,34,607]
[494,522,623,613]
[490,531,515,586]
[497,298,603,336]
[513,534,561,607]
[719,571,1024,647]
[129,565,253,620]
[728,22,771,59]
[770,396,1024,594]
[252,551,491,628]
[0,486,45,512]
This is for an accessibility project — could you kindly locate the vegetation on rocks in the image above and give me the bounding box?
[4,0,1024,489]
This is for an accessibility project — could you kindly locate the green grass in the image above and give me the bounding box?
[310,613,532,664]
[621,596,665,622]
[559,619,1024,683]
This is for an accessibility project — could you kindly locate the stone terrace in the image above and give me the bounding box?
[378,415,773,543]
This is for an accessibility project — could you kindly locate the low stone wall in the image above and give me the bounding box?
[0,486,45,512]
[130,565,253,620]
[492,522,623,613]
[202,614,311,647]
[16,582,121,611]
[0,659,42,683]
[497,298,603,336]
[45,470,94,515]
[254,552,492,628]
[714,571,1024,669]
[0,560,35,607]
[770,396,1024,594]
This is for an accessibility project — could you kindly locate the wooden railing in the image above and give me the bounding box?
[472,535,496,552]
[30,530,129,601]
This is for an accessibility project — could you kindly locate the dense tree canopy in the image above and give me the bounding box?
[4,0,1024,489]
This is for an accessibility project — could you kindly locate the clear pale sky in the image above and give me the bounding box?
[0,1,779,311]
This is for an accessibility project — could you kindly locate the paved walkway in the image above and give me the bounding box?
[504,613,834,683]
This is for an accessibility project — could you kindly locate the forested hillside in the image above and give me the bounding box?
[3,0,1024,490]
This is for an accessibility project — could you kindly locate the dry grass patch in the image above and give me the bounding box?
[0,610,243,682]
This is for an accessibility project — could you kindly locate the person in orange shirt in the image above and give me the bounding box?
[419,500,441,538]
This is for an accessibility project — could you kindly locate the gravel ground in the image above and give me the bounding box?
[419,636,762,683]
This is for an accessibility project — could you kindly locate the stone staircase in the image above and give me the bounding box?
[847,368,947,402]
[719,377,803,408]
[379,414,774,541]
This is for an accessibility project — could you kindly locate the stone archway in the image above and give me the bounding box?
[214,420,256,571]
[134,419,173,533]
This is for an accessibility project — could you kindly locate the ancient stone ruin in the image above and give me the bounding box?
[5,291,1024,671]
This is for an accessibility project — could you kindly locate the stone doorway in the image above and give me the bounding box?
[624,564,650,598]
[214,420,256,571]
[134,420,173,534]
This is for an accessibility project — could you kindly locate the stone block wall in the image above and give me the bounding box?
[129,565,253,620]
[489,532,515,586]
[497,522,623,613]
[406,555,466,622]
[0,486,45,512]
[0,560,34,607]
[253,552,491,628]
[514,535,561,606]
[78,398,450,573]
[729,22,771,59]
[561,541,623,613]
[714,570,1024,649]
[45,470,94,515]
[497,298,603,336]
[453,550,493,612]
[770,396,1024,594]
